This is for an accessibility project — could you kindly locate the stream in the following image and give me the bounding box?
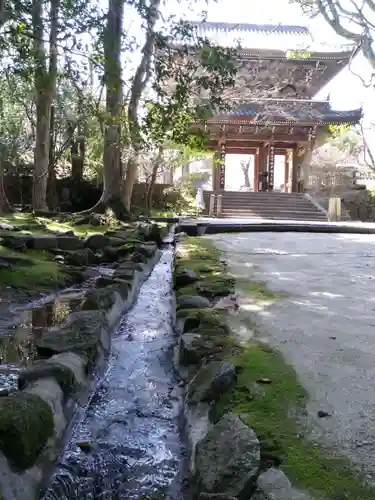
[42,248,185,500]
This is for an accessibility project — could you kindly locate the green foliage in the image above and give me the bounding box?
[143,19,237,150]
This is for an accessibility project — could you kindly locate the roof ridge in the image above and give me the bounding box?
[188,21,310,35]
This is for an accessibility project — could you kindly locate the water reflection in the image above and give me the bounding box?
[0,292,83,366]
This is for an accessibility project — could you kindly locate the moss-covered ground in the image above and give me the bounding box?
[177,236,375,500]
[0,213,122,291]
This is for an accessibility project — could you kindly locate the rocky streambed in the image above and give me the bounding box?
[42,248,184,499]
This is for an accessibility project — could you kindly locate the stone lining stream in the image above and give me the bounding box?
[41,248,185,499]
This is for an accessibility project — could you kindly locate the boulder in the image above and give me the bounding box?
[179,333,216,366]
[18,358,79,396]
[57,236,84,251]
[252,468,310,500]
[174,267,198,288]
[197,276,235,299]
[0,393,54,469]
[186,361,237,404]
[177,295,211,310]
[1,235,30,251]
[198,495,237,500]
[84,234,110,250]
[65,248,97,266]
[80,287,116,311]
[35,310,107,365]
[72,214,102,226]
[30,236,58,250]
[195,413,260,498]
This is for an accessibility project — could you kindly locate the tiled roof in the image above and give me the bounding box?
[188,21,355,53]
[190,22,309,36]
[212,100,362,125]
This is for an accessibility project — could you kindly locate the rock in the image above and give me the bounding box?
[177,295,211,310]
[197,276,235,299]
[179,333,216,366]
[102,246,119,262]
[198,495,237,500]
[80,288,116,311]
[186,361,237,404]
[73,214,102,226]
[18,361,77,396]
[77,441,92,452]
[317,410,331,418]
[177,309,231,337]
[174,268,198,288]
[65,248,97,266]
[0,392,54,469]
[84,234,110,250]
[35,310,108,365]
[253,468,310,500]
[195,413,260,498]
[57,236,83,251]
[30,235,59,250]
[1,235,30,251]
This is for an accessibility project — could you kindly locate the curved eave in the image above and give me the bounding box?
[236,49,355,61]
[205,119,361,126]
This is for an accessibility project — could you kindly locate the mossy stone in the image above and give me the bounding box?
[80,288,116,311]
[177,308,230,337]
[18,361,76,396]
[0,393,54,470]
[196,276,235,299]
[35,310,106,366]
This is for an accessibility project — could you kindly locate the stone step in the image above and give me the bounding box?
[221,201,323,209]
[222,207,326,217]
[220,213,328,220]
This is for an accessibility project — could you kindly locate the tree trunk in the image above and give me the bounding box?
[32,0,59,211]
[123,0,161,211]
[47,104,58,210]
[146,147,163,211]
[78,0,126,218]
[0,164,13,214]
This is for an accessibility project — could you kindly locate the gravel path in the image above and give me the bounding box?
[208,232,375,482]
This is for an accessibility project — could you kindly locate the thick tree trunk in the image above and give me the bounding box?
[123,0,161,211]
[32,0,58,211]
[0,165,13,214]
[146,147,163,211]
[47,104,58,210]
[77,0,126,219]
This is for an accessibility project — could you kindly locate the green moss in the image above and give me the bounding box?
[177,308,230,337]
[236,277,287,302]
[214,345,375,500]
[0,247,67,291]
[0,392,54,470]
[18,362,77,397]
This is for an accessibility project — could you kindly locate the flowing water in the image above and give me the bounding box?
[42,249,185,500]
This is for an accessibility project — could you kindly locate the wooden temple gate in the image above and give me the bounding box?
[188,22,362,198]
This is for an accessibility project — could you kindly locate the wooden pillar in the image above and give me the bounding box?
[292,147,300,192]
[259,144,268,173]
[283,153,289,192]
[287,149,293,193]
[219,141,226,190]
[267,143,275,191]
[212,151,221,192]
[254,149,260,192]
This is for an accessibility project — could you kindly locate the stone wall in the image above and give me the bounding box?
[4,175,177,212]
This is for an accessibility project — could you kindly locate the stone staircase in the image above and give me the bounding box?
[203,191,329,221]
